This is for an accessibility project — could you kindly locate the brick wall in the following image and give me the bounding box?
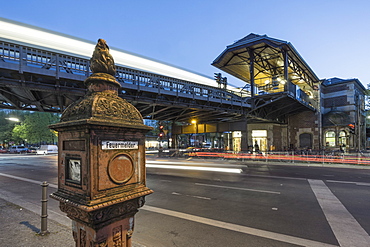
[288,111,319,149]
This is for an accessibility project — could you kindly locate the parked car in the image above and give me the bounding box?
[0,146,8,153]
[27,147,38,154]
[202,144,211,149]
[36,145,58,155]
[8,145,28,154]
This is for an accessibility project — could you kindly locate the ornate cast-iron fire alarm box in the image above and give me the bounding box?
[50,39,153,247]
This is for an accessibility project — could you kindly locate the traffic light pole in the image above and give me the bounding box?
[158,123,164,157]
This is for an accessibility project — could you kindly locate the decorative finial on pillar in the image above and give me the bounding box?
[90,39,116,76]
[84,39,120,89]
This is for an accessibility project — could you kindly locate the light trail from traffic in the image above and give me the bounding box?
[187,151,370,166]
[146,164,242,173]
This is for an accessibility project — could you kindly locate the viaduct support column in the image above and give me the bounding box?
[241,115,249,152]
[240,48,255,151]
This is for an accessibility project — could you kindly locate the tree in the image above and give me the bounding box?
[11,112,60,144]
[0,110,24,146]
[12,123,27,144]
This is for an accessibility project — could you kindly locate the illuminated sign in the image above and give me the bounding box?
[252,130,267,137]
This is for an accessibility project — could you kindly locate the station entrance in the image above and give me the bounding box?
[252,130,267,152]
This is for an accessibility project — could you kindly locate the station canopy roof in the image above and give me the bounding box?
[212,33,320,91]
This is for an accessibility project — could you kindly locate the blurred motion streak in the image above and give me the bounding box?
[186,152,370,165]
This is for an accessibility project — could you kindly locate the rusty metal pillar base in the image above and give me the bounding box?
[72,217,134,247]
[54,196,150,247]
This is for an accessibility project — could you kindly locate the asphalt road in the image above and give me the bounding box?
[1,154,370,246]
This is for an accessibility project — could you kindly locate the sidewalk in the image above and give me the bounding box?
[0,197,74,247]
[0,197,145,247]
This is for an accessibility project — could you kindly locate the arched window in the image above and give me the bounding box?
[325,131,336,147]
[339,130,348,147]
[299,133,312,149]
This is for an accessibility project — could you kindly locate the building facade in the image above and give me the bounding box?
[172,34,367,153]
[321,78,366,152]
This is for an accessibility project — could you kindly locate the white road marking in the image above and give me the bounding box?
[356,182,370,186]
[0,172,57,188]
[247,173,307,181]
[142,205,337,247]
[325,180,355,185]
[160,179,172,183]
[308,179,370,246]
[172,191,211,200]
[0,154,57,159]
[326,179,370,187]
[195,182,281,194]
[192,195,211,200]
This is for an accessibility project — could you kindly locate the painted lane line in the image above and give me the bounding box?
[355,182,370,186]
[246,174,307,181]
[146,164,242,173]
[172,192,211,200]
[308,179,370,247]
[326,180,370,187]
[0,154,57,159]
[0,172,58,188]
[192,195,211,200]
[142,205,337,247]
[325,180,356,185]
[195,182,281,194]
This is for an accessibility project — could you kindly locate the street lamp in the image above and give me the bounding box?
[6,117,20,122]
[191,120,197,147]
[4,117,21,147]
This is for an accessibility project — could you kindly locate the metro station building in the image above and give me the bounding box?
[173,34,367,152]
[0,20,365,153]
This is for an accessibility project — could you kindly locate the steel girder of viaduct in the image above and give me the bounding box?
[0,40,250,123]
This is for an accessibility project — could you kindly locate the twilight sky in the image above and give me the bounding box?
[1,0,369,88]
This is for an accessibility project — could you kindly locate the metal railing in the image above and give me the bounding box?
[0,40,250,108]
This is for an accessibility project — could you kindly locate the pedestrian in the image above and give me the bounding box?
[254,141,260,154]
